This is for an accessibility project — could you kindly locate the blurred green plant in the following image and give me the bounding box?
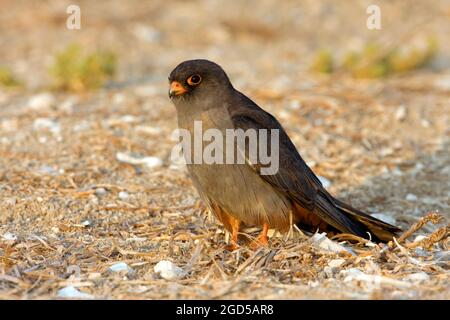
[311,38,438,78]
[0,67,22,87]
[50,44,117,92]
[309,49,334,74]
[388,38,438,73]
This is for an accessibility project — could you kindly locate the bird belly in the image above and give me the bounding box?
[189,163,293,231]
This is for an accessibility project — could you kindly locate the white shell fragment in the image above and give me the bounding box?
[405,193,418,201]
[310,232,354,255]
[116,152,163,169]
[109,262,132,273]
[57,286,93,299]
[2,232,17,241]
[154,260,184,280]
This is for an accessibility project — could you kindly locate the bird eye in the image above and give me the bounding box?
[187,74,202,86]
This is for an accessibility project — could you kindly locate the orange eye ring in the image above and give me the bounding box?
[187,74,202,86]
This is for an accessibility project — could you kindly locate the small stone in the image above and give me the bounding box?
[57,286,93,299]
[289,100,302,110]
[154,260,184,280]
[28,93,55,110]
[136,125,162,136]
[2,232,17,241]
[95,188,107,196]
[116,152,163,169]
[394,105,406,121]
[89,195,99,205]
[405,194,418,201]
[112,93,126,105]
[33,118,61,134]
[323,266,333,277]
[413,235,427,243]
[109,262,132,273]
[88,272,102,279]
[118,191,129,201]
[310,232,354,255]
[328,258,346,269]
[38,165,58,175]
[404,272,430,282]
[81,220,91,226]
[420,119,430,128]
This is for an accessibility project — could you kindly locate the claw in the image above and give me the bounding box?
[250,223,270,250]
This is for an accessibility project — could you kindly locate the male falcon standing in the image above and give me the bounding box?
[168,59,400,250]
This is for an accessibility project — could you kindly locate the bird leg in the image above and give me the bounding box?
[250,223,270,249]
[224,216,240,251]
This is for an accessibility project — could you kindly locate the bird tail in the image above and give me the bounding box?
[331,196,401,242]
[314,190,402,242]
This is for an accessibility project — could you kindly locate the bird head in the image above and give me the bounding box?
[168,59,233,105]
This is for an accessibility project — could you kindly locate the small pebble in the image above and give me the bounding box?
[405,193,418,201]
[116,152,163,169]
[57,286,93,299]
[154,260,184,280]
[95,188,107,196]
[404,272,430,282]
[2,232,17,241]
[109,262,132,273]
[118,191,129,201]
[328,258,346,269]
[33,118,61,134]
[414,235,427,243]
[310,232,354,255]
[28,93,55,110]
[394,105,406,121]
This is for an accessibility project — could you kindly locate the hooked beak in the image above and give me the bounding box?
[169,81,188,98]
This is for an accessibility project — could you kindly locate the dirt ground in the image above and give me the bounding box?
[0,0,449,299]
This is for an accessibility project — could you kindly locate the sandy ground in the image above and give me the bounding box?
[0,0,449,299]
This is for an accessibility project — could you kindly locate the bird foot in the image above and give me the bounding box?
[224,242,240,251]
[249,237,269,250]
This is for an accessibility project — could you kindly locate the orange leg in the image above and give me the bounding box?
[224,216,241,251]
[250,223,270,249]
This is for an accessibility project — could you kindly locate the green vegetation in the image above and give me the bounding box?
[310,38,438,78]
[309,49,334,74]
[0,67,22,87]
[50,44,117,92]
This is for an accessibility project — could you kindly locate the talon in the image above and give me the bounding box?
[225,243,240,251]
[250,238,268,250]
[250,223,269,250]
